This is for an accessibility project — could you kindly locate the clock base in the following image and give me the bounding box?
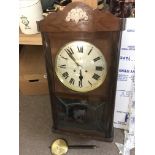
[52,126,114,142]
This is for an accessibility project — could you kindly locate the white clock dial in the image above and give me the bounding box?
[55,41,107,92]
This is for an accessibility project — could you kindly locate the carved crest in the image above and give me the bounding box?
[65,7,88,24]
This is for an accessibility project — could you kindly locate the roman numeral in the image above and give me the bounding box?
[62,72,69,79]
[88,47,93,55]
[88,81,92,87]
[60,55,68,60]
[65,47,74,55]
[92,73,100,80]
[79,80,82,87]
[59,64,66,69]
[77,46,83,53]
[93,57,101,62]
[69,78,75,85]
[96,66,104,71]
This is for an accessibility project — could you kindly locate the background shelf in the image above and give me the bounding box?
[19,32,42,45]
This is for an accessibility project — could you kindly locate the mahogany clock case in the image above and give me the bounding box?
[38,2,125,141]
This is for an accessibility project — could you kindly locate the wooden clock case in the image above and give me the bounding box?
[38,2,125,141]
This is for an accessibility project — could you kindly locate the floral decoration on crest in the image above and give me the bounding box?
[65,8,88,24]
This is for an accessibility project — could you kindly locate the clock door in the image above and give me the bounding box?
[38,2,124,141]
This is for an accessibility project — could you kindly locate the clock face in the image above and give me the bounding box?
[55,41,107,92]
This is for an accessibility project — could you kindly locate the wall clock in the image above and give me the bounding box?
[38,2,125,141]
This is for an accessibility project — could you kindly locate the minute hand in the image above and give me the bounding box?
[66,51,81,67]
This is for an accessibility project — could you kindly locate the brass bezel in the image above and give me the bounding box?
[55,41,107,93]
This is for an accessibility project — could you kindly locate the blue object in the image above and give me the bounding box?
[41,0,54,10]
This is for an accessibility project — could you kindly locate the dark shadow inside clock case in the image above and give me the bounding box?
[55,95,107,137]
[38,2,125,141]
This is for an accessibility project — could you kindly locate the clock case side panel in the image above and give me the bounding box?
[103,31,123,139]
[41,32,58,130]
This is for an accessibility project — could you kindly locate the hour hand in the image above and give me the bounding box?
[79,69,83,87]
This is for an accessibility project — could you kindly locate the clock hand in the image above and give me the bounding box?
[79,69,83,87]
[66,50,81,67]
[80,70,83,78]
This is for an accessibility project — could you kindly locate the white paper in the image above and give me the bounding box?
[114,18,135,129]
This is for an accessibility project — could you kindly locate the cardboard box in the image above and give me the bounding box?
[19,45,49,95]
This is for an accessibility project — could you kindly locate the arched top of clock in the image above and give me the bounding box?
[38,2,125,32]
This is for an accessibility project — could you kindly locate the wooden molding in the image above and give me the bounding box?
[39,2,124,33]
